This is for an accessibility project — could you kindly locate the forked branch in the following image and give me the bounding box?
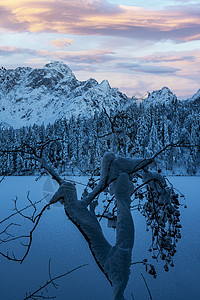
[24,261,88,300]
[0,194,61,263]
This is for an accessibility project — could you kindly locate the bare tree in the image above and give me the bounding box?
[0,142,185,300]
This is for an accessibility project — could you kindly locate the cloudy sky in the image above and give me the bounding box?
[0,0,200,98]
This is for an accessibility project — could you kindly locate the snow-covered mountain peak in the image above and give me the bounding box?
[0,62,131,128]
[99,80,111,91]
[42,61,74,77]
[161,86,171,92]
[144,86,177,105]
[1,62,198,129]
[82,78,98,90]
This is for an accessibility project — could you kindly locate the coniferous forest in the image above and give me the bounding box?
[1,97,199,176]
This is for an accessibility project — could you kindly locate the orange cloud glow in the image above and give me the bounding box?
[0,0,200,42]
[182,33,200,42]
[47,38,74,48]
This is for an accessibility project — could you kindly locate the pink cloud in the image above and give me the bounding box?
[182,33,200,42]
[0,45,115,64]
[0,5,29,31]
[132,54,196,63]
[0,1,199,42]
[0,45,36,56]
[47,38,74,48]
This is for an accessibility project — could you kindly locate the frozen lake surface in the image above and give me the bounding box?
[0,176,199,300]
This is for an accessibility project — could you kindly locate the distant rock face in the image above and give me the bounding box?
[0,61,131,128]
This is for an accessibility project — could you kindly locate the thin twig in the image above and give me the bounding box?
[24,264,88,300]
[0,196,61,263]
[141,273,153,300]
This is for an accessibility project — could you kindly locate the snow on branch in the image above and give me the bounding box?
[83,142,185,207]
[0,143,187,299]
[47,153,153,299]
[83,153,152,207]
[42,147,185,299]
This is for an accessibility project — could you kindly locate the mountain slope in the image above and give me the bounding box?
[0,62,131,128]
[186,89,200,105]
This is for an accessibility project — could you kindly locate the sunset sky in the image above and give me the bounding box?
[0,0,200,98]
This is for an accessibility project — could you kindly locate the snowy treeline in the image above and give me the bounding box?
[0,98,199,175]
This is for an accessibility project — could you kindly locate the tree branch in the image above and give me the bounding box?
[0,195,61,263]
[24,262,88,300]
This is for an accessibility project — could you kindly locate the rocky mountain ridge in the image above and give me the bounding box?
[0,62,132,128]
[0,61,199,128]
